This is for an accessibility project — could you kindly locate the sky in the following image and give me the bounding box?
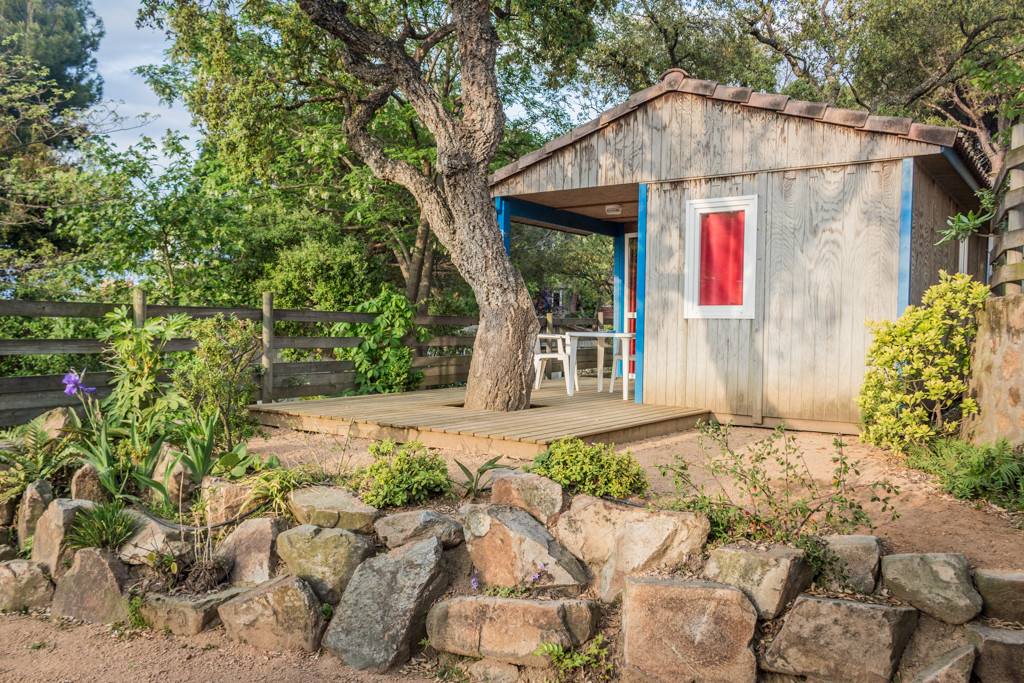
[91,0,199,159]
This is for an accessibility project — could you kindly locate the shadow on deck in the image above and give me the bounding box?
[249,377,709,459]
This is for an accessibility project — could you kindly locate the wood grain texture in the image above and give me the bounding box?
[910,160,966,304]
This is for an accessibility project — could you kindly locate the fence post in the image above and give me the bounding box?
[132,288,147,327]
[1006,123,1023,296]
[262,292,275,404]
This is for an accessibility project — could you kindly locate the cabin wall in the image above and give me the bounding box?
[910,161,972,304]
[643,160,902,425]
[492,92,941,197]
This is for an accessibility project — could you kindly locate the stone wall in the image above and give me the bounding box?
[963,294,1024,445]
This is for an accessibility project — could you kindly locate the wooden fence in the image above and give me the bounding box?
[991,124,1024,295]
[0,292,603,427]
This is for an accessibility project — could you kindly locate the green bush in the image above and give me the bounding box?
[907,438,1024,510]
[857,272,989,454]
[529,437,649,498]
[0,417,75,505]
[354,440,453,507]
[65,501,139,551]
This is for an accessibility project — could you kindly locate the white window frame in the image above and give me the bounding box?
[683,195,758,320]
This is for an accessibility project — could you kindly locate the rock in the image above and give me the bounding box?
[152,445,196,504]
[908,645,975,683]
[620,577,757,683]
[200,477,251,526]
[276,524,374,604]
[323,537,448,672]
[0,545,16,562]
[881,553,982,625]
[426,596,599,667]
[374,510,464,549]
[288,486,379,533]
[118,513,191,565]
[762,596,918,683]
[216,517,287,585]
[820,535,881,593]
[553,495,709,602]
[1,496,14,526]
[37,407,73,439]
[17,480,53,548]
[704,545,813,619]
[490,469,566,526]
[0,560,54,610]
[138,586,249,635]
[898,615,968,682]
[51,548,129,624]
[461,504,586,593]
[218,574,326,652]
[31,498,94,578]
[0,527,11,545]
[973,569,1024,623]
[965,624,1024,683]
[70,464,110,504]
[468,659,520,683]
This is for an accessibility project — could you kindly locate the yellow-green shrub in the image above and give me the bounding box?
[528,437,648,498]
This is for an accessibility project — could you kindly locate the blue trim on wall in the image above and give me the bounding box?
[940,147,981,193]
[898,158,914,313]
[503,197,621,237]
[495,197,511,255]
[635,184,648,405]
[613,230,625,381]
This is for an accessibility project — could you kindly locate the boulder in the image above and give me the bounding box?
[323,537,448,672]
[621,576,757,683]
[37,407,73,439]
[461,504,586,593]
[965,624,1024,683]
[819,535,881,594]
[51,548,129,624]
[217,574,326,652]
[276,524,374,604]
[152,445,196,504]
[0,560,54,610]
[1,496,14,527]
[70,464,110,504]
[704,545,813,619]
[897,615,968,682]
[200,477,251,526]
[31,498,94,578]
[374,510,464,549]
[468,659,520,683]
[215,517,287,585]
[426,596,599,667]
[908,645,975,683]
[0,545,16,562]
[288,486,379,533]
[490,469,566,526]
[0,527,11,546]
[118,513,191,566]
[17,479,53,548]
[881,553,982,625]
[762,596,918,683]
[138,586,249,635]
[973,569,1024,623]
[553,495,709,602]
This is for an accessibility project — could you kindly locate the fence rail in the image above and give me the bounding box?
[991,125,1024,295]
[0,292,605,427]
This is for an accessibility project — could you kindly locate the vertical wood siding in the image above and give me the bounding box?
[910,161,972,303]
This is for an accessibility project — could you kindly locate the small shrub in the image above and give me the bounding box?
[453,455,505,498]
[529,437,648,498]
[353,440,453,507]
[534,634,613,681]
[65,501,139,551]
[0,417,75,505]
[857,272,989,454]
[244,465,320,517]
[907,438,1024,510]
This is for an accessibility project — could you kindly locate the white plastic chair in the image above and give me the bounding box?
[608,336,634,401]
[534,333,574,395]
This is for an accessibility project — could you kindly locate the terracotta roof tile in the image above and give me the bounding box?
[818,108,870,128]
[710,85,752,103]
[744,92,790,111]
[903,123,958,147]
[677,79,718,96]
[861,115,913,135]
[782,100,829,118]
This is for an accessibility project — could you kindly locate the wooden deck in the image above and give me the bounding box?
[250,377,710,459]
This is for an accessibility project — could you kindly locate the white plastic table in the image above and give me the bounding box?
[566,331,635,400]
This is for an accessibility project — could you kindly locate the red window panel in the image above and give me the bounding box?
[699,210,745,306]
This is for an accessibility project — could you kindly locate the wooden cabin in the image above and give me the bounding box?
[490,69,989,433]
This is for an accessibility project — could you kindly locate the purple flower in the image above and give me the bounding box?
[62,370,95,395]
[471,578,480,590]
[529,572,541,583]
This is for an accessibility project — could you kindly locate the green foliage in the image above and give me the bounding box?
[125,592,150,630]
[534,634,613,681]
[333,286,429,395]
[529,437,649,498]
[175,413,220,488]
[512,228,614,315]
[938,187,999,245]
[65,501,139,551]
[211,444,279,481]
[858,272,990,453]
[171,314,262,450]
[243,465,319,518]
[0,416,74,504]
[453,456,505,498]
[907,438,1024,510]
[660,423,899,583]
[353,440,453,508]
